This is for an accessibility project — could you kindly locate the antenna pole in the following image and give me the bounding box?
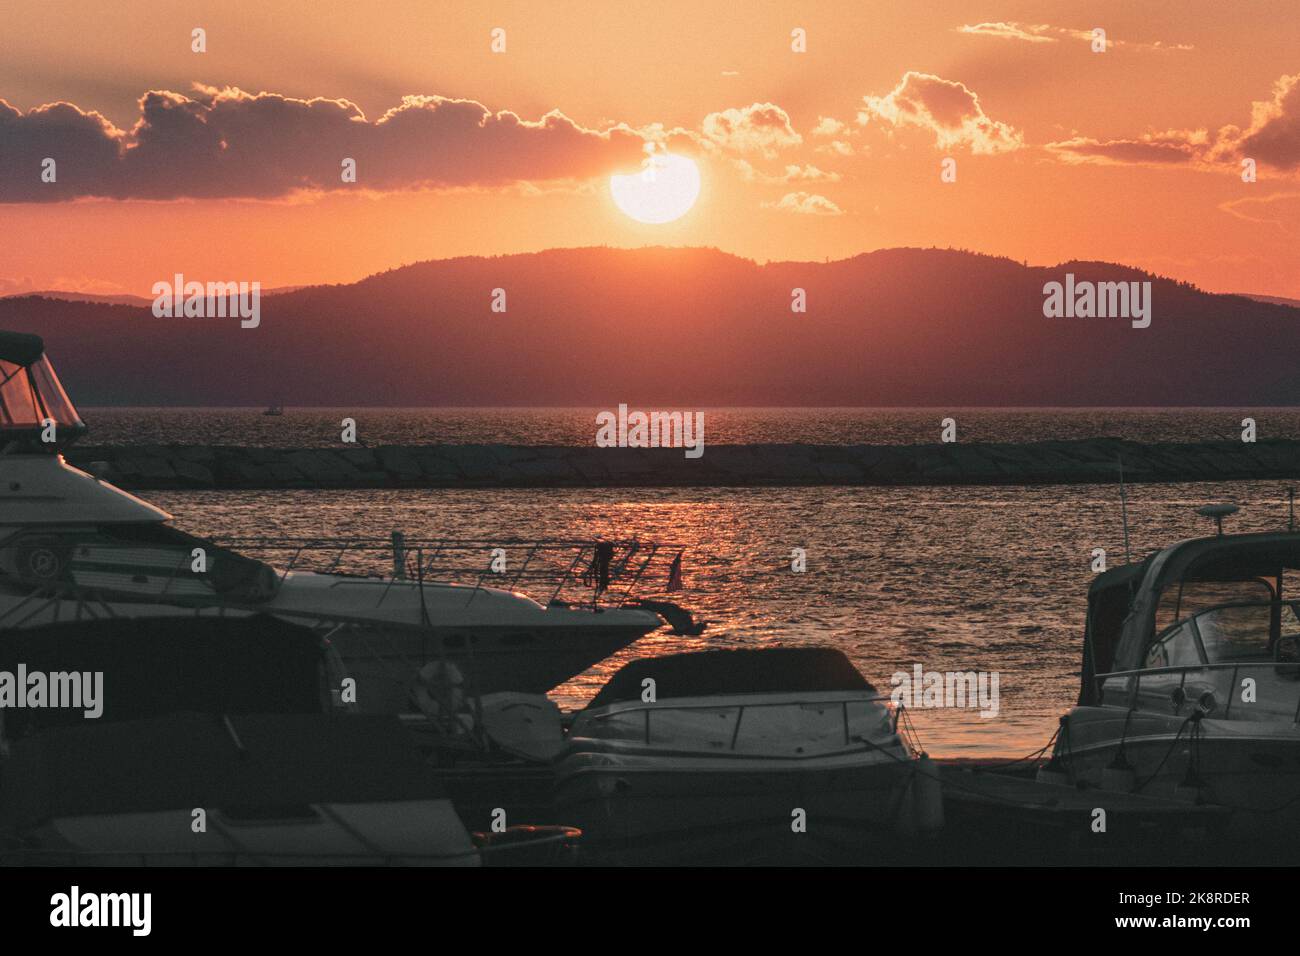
[1118,456,1132,564]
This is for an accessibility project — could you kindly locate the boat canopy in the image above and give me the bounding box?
[0,615,324,735]
[1,712,446,827]
[587,647,874,708]
[0,330,85,443]
[1078,559,1148,704]
[1108,531,1300,676]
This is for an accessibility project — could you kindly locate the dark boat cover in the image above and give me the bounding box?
[0,614,325,734]
[0,712,446,826]
[0,330,44,366]
[1078,559,1149,704]
[587,646,874,708]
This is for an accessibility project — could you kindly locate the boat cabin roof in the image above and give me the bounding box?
[586,647,875,708]
[0,330,45,365]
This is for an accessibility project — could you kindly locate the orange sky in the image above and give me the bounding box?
[1,0,1297,297]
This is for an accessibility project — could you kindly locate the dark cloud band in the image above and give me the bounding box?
[0,86,648,203]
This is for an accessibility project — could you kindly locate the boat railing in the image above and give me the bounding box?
[583,692,900,754]
[1095,661,1300,723]
[210,534,688,609]
[0,534,692,630]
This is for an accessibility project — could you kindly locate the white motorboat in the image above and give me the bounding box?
[553,647,940,864]
[1048,509,1300,840]
[0,330,699,714]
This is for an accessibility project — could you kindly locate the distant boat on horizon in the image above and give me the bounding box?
[263,402,284,416]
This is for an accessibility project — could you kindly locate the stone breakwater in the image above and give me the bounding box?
[61,439,1300,490]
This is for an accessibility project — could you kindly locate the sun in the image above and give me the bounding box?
[610,152,700,224]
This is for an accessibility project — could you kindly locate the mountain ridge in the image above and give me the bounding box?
[2,246,1296,407]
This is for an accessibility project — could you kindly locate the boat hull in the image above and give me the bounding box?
[0,590,660,712]
[5,800,481,867]
[1061,705,1300,840]
[554,749,916,864]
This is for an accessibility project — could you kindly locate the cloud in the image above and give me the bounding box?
[1228,73,1300,171]
[763,191,844,215]
[1045,74,1300,174]
[811,116,851,137]
[0,85,648,202]
[958,22,1057,44]
[781,164,840,183]
[857,71,1023,154]
[957,22,1193,51]
[1218,191,1300,232]
[701,102,802,158]
[1044,130,1206,166]
[736,160,841,185]
[815,140,855,157]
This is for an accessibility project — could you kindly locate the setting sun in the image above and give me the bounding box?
[610,152,701,224]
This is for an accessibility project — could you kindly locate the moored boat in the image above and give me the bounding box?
[0,614,580,866]
[0,330,699,713]
[1047,511,1300,841]
[553,647,938,864]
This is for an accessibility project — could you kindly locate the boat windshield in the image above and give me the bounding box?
[0,352,85,436]
[1154,578,1275,635]
[581,694,892,756]
[1146,600,1300,667]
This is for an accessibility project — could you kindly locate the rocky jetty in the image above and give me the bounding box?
[61,439,1300,490]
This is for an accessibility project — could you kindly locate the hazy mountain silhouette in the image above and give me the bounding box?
[2,247,1297,406]
[1239,293,1300,310]
[3,292,157,308]
[0,286,305,309]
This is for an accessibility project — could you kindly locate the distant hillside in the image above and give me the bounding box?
[0,286,305,309]
[2,247,1298,406]
[1238,293,1300,310]
[2,291,156,307]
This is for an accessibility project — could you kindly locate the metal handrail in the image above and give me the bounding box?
[0,535,693,627]
[209,534,691,608]
[1099,661,1298,680]
[1096,660,1300,722]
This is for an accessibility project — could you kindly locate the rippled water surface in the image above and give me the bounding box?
[85,406,1300,447]
[153,479,1300,757]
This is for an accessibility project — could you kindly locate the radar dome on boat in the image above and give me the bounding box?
[1196,503,1240,535]
[1196,504,1240,519]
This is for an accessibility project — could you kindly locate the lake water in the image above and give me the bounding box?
[152,478,1300,758]
[82,406,1300,448]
